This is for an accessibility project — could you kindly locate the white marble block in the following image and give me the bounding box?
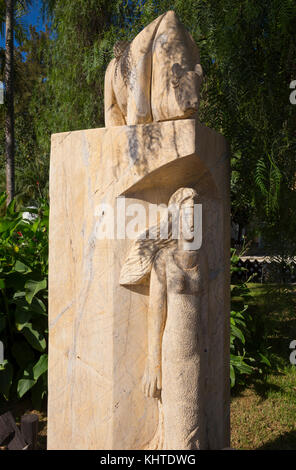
[48,119,230,449]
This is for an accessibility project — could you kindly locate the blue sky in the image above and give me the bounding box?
[0,0,45,49]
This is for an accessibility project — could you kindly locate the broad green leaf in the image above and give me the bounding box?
[33,354,48,381]
[230,355,253,374]
[230,364,235,388]
[31,297,47,316]
[0,192,7,207]
[14,261,32,274]
[230,324,245,344]
[0,217,22,236]
[25,278,47,304]
[32,219,40,234]
[41,207,49,218]
[231,309,247,319]
[236,362,253,375]
[258,353,271,367]
[230,354,244,365]
[17,363,36,398]
[22,323,47,352]
[0,279,5,289]
[17,378,36,398]
[0,219,13,233]
[15,307,33,331]
[13,291,26,300]
[6,199,17,216]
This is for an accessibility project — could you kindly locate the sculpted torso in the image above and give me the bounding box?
[144,247,207,450]
[120,188,209,449]
[165,250,202,362]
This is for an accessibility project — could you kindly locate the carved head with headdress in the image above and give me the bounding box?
[119,187,199,285]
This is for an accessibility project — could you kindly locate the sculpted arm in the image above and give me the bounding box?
[142,251,167,398]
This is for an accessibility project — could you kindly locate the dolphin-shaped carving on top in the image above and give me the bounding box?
[104,11,203,127]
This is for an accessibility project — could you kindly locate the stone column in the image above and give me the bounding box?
[48,119,230,450]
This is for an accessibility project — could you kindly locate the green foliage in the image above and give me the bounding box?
[0,26,51,206]
[0,0,33,44]
[35,0,296,244]
[230,249,255,387]
[255,154,282,218]
[0,193,48,408]
[1,0,296,232]
[39,0,127,135]
[230,248,272,388]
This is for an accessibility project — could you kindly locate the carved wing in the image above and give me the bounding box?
[119,223,171,285]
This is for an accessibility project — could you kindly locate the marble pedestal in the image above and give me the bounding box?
[48,119,230,450]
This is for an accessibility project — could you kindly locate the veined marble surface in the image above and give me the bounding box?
[48,119,230,449]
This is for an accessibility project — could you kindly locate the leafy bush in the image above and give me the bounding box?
[0,193,48,408]
[230,249,272,388]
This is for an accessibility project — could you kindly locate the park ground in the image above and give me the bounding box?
[231,283,296,449]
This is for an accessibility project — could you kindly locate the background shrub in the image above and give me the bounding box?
[230,248,272,388]
[0,193,48,409]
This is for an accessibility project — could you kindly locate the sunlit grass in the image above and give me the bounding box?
[231,283,296,450]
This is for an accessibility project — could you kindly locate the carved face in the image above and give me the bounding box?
[170,63,203,118]
[180,197,196,242]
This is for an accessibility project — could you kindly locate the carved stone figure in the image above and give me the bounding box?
[48,10,230,450]
[120,188,209,449]
[104,11,203,126]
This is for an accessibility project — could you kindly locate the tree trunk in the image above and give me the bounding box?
[4,0,15,204]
